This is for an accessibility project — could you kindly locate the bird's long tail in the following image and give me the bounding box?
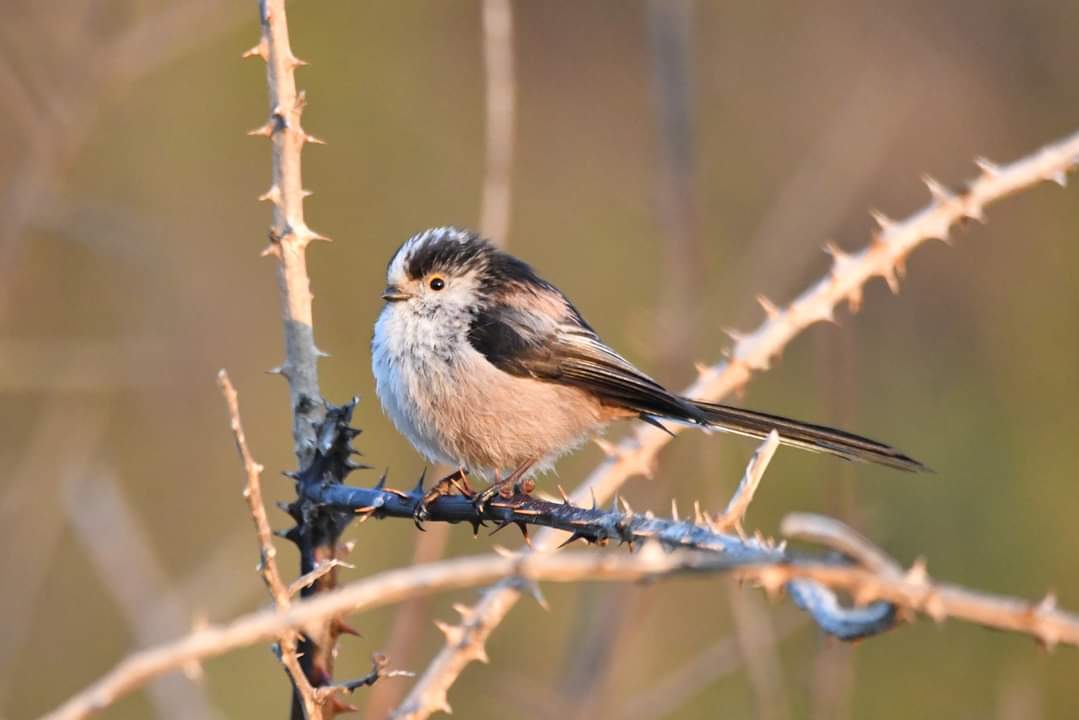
[685,399,927,472]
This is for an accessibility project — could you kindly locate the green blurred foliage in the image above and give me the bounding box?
[3,1,1079,718]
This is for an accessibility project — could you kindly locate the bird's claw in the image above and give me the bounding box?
[415,469,475,526]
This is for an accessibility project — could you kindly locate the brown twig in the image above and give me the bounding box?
[217,370,319,718]
[248,0,328,461]
[478,0,516,246]
[394,128,1079,718]
[246,2,364,715]
[712,430,779,535]
[38,529,1079,720]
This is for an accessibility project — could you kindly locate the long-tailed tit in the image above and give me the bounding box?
[372,227,924,501]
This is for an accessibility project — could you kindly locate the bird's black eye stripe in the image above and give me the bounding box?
[429,276,446,291]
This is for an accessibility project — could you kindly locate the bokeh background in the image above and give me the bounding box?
[3,1,1079,718]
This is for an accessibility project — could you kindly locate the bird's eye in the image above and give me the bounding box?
[429,276,446,291]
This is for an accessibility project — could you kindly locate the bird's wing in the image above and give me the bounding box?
[467,304,705,422]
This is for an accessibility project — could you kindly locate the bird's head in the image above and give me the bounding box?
[381,226,552,319]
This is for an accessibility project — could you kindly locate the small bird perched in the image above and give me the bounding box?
[372,227,924,502]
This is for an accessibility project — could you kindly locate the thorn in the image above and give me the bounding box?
[452,603,472,619]
[1048,169,1068,188]
[1035,591,1060,651]
[722,327,747,344]
[247,121,273,137]
[921,174,953,202]
[373,471,388,490]
[301,188,314,199]
[964,203,986,224]
[332,618,363,638]
[469,519,483,537]
[258,185,281,205]
[288,54,309,69]
[488,520,513,537]
[557,484,572,505]
[327,695,358,715]
[879,266,900,294]
[557,531,589,549]
[594,438,618,457]
[516,522,532,547]
[492,545,517,558]
[413,468,427,495]
[521,579,549,610]
[847,287,864,314]
[590,488,598,511]
[304,133,326,145]
[823,241,848,262]
[313,346,331,359]
[432,694,452,715]
[308,230,333,243]
[869,209,894,232]
[693,500,705,525]
[670,498,680,522]
[1036,591,1058,614]
[756,294,780,319]
[758,567,786,598]
[618,496,634,517]
[974,156,1000,178]
[433,620,464,645]
[241,39,269,61]
[905,557,929,586]
[470,645,490,664]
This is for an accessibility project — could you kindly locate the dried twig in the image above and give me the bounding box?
[395,129,1079,718]
[712,430,779,535]
[247,0,327,460]
[38,527,1079,720]
[217,370,319,718]
[478,0,516,245]
[246,2,365,714]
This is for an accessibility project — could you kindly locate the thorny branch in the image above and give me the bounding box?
[478,0,516,245]
[37,518,1079,720]
[217,370,319,717]
[396,130,1079,718]
[245,1,379,717]
[248,0,327,460]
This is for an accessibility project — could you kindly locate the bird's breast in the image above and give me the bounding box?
[372,305,611,474]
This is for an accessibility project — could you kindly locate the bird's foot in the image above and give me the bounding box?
[472,462,537,511]
[413,469,474,526]
[472,478,512,511]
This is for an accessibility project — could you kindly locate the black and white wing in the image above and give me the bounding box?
[467,302,706,424]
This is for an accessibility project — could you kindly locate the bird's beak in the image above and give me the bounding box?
[381,285,411,302]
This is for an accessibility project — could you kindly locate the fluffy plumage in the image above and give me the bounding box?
[371,227,925,478]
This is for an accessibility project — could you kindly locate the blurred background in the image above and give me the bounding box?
[3,1,1079,718]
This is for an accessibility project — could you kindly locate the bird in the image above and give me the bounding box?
[371,227,925,504]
